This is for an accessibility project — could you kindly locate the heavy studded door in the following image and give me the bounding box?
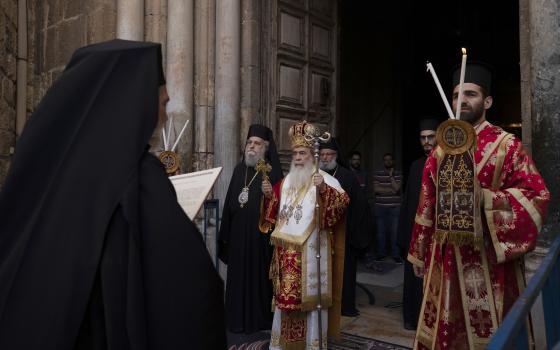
[262,0,339,168]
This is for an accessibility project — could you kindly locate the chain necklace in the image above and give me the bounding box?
[279,180,311,225]
[238,166,260,208]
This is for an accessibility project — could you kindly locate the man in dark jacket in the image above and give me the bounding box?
[397,118,439,330]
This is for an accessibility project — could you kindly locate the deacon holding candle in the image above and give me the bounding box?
[409,59,550,349]
[218,124,282,334]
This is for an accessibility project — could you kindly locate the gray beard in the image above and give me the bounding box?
[244,148,265,167]
[319,157,337,171]
[288,160,315,190]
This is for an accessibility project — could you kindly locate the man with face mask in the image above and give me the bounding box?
[319,138,371,317]
[218,124,282,334]
[407,62,550,349]
[396,118,439,330]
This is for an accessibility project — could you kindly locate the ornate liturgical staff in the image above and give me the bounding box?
[304,124,331,350]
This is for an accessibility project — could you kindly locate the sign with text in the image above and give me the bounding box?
[169,167,222,220]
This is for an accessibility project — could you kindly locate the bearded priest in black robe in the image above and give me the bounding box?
[0,40,226,349]
[218,124,282,334]
[396,118,440,330]
[319,138,371,317]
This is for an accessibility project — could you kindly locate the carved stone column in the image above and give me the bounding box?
[214,0,241,208]
[166,0,194,172]
[194,0,216,171]
[116,0,144,40]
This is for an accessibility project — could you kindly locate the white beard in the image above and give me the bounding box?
[319,157,337,171]
[244,147,266,167]
[289,160,315,190]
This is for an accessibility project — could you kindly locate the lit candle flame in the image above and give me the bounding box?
[462,47,467,55]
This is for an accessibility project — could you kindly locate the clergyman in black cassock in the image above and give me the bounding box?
[0,39,226,349]
[319,138,371,317]
[218,124,282,334]
[396,118,440,330]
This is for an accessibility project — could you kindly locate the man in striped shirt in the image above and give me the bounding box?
[372,153,403,263]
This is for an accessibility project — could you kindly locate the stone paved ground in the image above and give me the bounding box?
[340,261,415,348]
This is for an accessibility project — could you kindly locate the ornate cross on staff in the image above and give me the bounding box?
[256,158,272,182]
[304,124,331,350]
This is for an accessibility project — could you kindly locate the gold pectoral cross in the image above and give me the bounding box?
[256,159,272,181]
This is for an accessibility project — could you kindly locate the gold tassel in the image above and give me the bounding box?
[269,236,305,252]
[434,229,483,248]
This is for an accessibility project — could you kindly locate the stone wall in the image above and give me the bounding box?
[0,0,17,188]
[527,0,560,242]
[29,0,117,106]
[0,0,117,187]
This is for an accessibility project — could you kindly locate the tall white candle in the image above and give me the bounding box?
[171,119,190,152]
[162,127,168,150]
[426,62,455,119]
[455,48,467,119]
[166,116,174,151]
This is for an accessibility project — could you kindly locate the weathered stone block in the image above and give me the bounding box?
[56,17,86,67]
[0,99,16,131]
[44,27,57,71]
[47,0,63,27]
[26,81,34,114]
[1,20,17,80]
[0,129,15,156]
[64,0,84,19]
[34,0,46,32]
[86,5,116,44]
[2,0,17,24]
[0,9,5,37]
[51,68,64,83]
[2,76,16,106]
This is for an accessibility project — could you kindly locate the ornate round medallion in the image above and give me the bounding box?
[436,119,476,155]
[238,187,249,207]
[158,150,180,175]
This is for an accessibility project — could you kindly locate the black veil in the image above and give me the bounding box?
[0,40,225,349]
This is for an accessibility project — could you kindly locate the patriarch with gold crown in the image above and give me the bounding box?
[260,121,349,349]
[409,58,550,350]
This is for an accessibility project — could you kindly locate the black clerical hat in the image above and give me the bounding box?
[452,61,493,94]
[419,118,440,131]
[319,137,349,168]
[247,124,271,141]
[245,124,282,180]
[319,137,339,152]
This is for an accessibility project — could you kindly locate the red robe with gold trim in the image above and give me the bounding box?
[408,121,550,350]
[260,170,349,349]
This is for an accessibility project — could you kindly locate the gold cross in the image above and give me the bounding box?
[256,159,272,181]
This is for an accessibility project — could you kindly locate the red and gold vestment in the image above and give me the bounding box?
[408,121,550,350]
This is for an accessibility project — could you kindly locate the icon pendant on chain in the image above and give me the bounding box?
[238,187,249,207]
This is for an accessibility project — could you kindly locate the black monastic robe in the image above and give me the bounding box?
[0,40,226,349]
[397,156,425,327]
[218,163,281,333]
[325,165,371,313]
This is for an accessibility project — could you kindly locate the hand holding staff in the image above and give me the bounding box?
[303,125,331,350]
